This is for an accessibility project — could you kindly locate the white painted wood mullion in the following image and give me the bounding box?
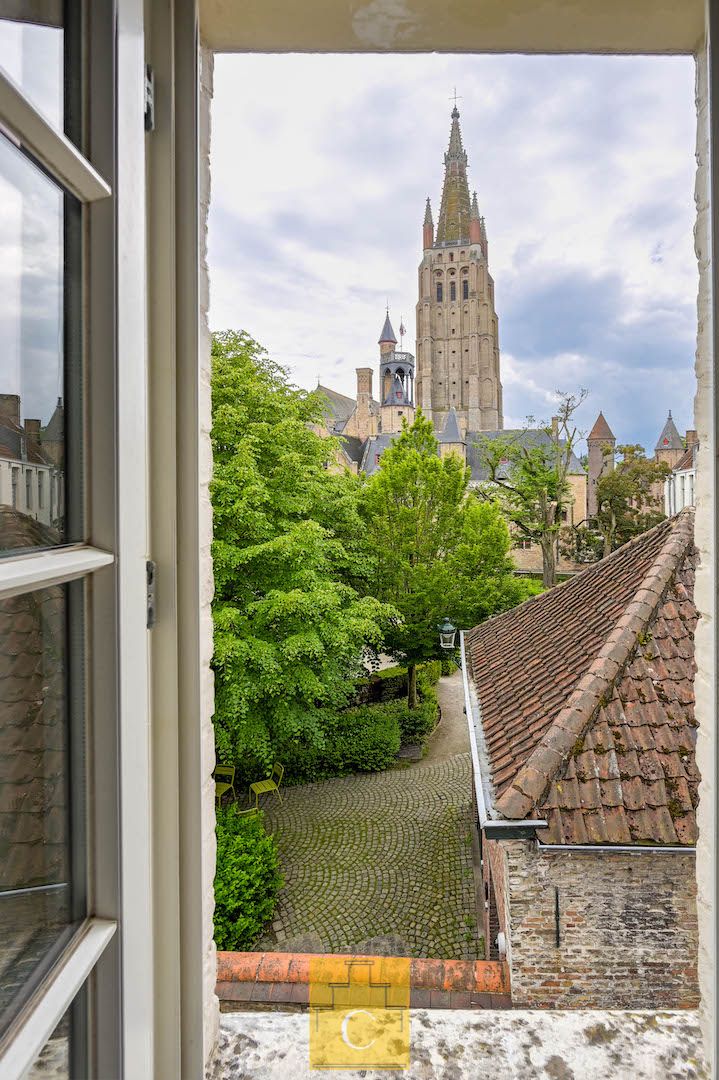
[0,546,114,599]
[0,69,111,202]
[0,918,116,1080]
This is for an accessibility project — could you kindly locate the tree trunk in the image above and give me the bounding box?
[407,664,418,709]
[540,534,556,588]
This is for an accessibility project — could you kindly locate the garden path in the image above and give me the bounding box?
[257,672,479,959]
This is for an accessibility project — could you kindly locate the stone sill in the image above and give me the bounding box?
[207,1009,708,1079]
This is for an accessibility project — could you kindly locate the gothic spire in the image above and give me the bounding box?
[378,310,397,346]
[424,197,433,226]
[435,106,472,246]
[470,191,480,219]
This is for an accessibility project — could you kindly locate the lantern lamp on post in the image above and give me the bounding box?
[438,617,457,650]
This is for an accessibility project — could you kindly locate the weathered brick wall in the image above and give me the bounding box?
[504,840,699,1008]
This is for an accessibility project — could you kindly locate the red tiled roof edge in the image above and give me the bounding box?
[495,508,696,820]
[216,952,510,993]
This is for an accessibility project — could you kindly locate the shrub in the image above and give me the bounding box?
[214,807,282,951]
[397,686,439,745]
[418,660,442,685]
[281,702,401,783]
[440,656,458,676]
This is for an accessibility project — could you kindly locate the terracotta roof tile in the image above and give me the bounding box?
[466,510,698,847]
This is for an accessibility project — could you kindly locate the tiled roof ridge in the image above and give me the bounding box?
[495,508,696,820]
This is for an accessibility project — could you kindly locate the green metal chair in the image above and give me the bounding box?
[214,765,236,806]
[250,762,284,809]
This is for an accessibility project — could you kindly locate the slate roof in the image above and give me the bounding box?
[338,434,365,466]
[655,412,684,452]
[466,428,585,481]
[673,444,697,473]
[465,510,698,846]
[438,408,464,444]
[360,433,399,475]
[314,385,357,432]
[587,412,615,442]
[378,313,397,345]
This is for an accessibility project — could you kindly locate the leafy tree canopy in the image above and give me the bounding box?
[475,391,587,587]
[211,330,393,771]
[594,443,669,556]
[361,411,530,705]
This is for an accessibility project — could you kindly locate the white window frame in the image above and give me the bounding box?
[0,0,153,1074]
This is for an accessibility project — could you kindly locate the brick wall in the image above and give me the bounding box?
[501,840,699,1008]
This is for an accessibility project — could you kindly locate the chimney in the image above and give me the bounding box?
[0,394,20,428]
[356,367,373,403]
[686,429,698,448]
[355,368,373,442]
[25,419,41,443]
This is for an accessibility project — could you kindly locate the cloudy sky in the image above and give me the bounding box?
[209,53,697,453]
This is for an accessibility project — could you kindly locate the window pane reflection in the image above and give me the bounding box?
[0,134,73,552]
[0,584,84,1038]
[0,7,64,131]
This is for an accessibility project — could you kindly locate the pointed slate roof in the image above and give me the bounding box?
[435,108,472,246]
[465,510,698,845]
[378,312,397,345]
[655,411,683,451]
[438,407,464,444]
[587,412,615,442]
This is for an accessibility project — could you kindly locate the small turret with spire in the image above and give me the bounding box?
[469,191,481,244]
[423,198,434,249]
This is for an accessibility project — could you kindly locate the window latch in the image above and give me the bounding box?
[146,560,157,629]
[144,65,155,132]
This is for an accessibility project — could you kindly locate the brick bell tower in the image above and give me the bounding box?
[415,106,503,434]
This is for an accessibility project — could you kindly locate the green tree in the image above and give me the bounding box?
[361,412,528,707]
[476,391,587,587]
[594,444,669,556]
[211,330,392,772]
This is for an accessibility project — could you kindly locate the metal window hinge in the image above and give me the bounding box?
[144,65,155,132]
[146,560,157,629]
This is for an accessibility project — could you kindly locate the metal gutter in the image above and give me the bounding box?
[460,630,548,841]
[536,842,696,855]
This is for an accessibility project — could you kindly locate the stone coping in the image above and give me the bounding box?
[216,952,511,1009]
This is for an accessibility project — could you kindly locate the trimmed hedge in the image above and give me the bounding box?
[214,806,282,951]
[282,702,402,783]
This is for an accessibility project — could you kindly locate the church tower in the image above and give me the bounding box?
[415,106,503,434]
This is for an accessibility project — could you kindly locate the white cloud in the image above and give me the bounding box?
[208,53,696,453]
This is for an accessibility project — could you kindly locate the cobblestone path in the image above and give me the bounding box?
[257,753,481,960]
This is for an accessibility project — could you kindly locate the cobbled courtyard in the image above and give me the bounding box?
[256,751,482,960]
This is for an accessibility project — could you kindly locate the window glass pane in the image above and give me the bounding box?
[0,583,85,1039]
[25,983,87,1080]
[0,4,64,131]
[0,133,78,552]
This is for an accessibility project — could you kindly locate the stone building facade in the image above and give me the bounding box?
[415,108,503,434]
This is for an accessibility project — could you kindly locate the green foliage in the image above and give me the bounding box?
[214,807,282,951]
[361,412,525,703]
[595,444,669,555]
[398,676,439,744]
[211,330,395,774]
[440,656,458,676]
[475,391,587,587]
[281,703,402,783]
